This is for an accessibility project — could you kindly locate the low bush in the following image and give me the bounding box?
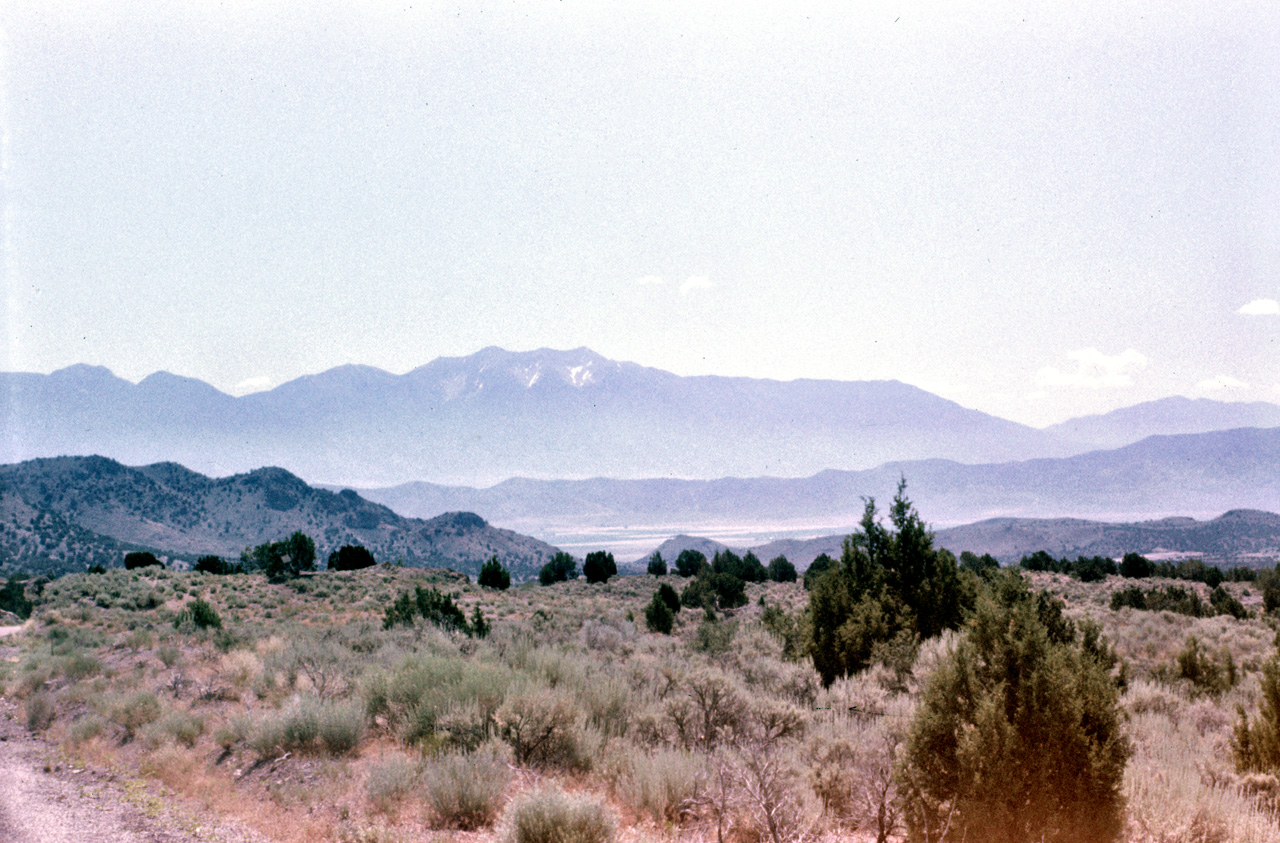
[616,747,704,824]
[365,755,420,813]
[496,683,594,772]
[252,698,363,757]
[145,709,205,748]
[112,691,162,739]
[69,714,107,745]
[25,693,56,732]
[422,741,513,830]
[174,598,223,631]
[500,784,615,843]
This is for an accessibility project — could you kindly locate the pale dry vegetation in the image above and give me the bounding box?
[2,562,1280,842]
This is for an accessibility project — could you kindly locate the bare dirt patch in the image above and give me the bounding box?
[0,699,266,843]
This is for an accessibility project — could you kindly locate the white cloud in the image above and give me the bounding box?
[1238,298,1280,316]
[680,275,714,295]
[1034,347,1148,389]
[230,375,273,395]
[635,275,665,286]
[1196,374,1250,391]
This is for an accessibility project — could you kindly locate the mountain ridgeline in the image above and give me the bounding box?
[0,456,558,579]
[354,426,1280,539]
[1,347,1080,486]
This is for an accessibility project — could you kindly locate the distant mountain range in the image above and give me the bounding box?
[354,426,1280,540]
[5,348,1276,488]
[0,457,558,579]
[0,347,1089,486]
[1045,397,1280,449]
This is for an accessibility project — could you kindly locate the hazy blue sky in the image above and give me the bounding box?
[4,0,1278,426]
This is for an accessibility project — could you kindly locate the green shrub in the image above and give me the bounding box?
[328,544,377,571]
[500,784,615,843]
[896,572,1129,843]
[423,742,513,830]
[1210,585,1248,619]
[768,555,797,583]
[761,604,805,661]
[644,591,674,634]
[1119,552,1153,578]
[539,552,578,585]
[0,577,33,619]
[674,549,707,578]
[808,485,966,686]
[1235,649,1280,774]
[693,618,737,655]
[195,555,236,574]
[382,592,418,629]
[174,598,222,631]
[1174,635,1237,697]
[803,553,836,590]
[647,552,667,576]
[479,556,511,590]
[583,551,617,584]
[125,551,163,570]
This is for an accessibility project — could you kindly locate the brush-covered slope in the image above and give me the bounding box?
[0,483,141,576]
[0,456,559,580]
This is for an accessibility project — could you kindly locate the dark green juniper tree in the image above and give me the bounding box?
[477,556,511,589]
[897,571,1129,843]
[807,480,966,685]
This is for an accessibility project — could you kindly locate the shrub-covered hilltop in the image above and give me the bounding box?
[6,484,1280,843]
[0,456,560,580]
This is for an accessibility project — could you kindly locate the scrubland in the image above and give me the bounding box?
[2,562,1279,843]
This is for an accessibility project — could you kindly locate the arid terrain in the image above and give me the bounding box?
[4,547,1280,843]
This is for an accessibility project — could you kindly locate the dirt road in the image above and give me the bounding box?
[0,700,266,843]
